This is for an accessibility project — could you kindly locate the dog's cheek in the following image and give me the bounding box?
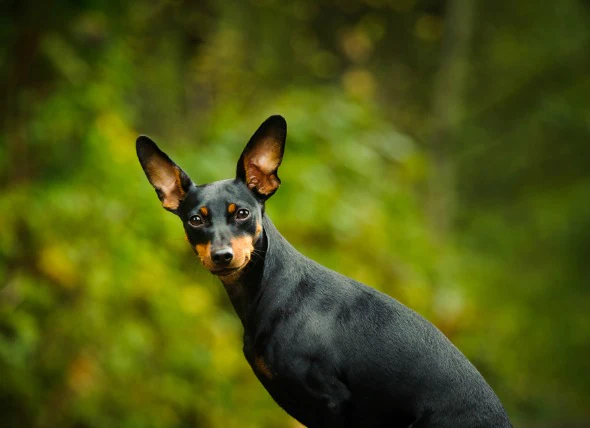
[195,242,214,269]
[231,235,254,265]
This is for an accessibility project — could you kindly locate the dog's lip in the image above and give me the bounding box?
[210,260,250,276]
[210,266,241,276]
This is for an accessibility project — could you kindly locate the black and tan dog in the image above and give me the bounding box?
[136,116,512,427]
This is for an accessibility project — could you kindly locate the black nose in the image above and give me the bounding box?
[211,248,233,266]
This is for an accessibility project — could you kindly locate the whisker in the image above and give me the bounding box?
[250,250,264,262]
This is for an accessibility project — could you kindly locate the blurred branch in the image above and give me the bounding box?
[459,37,590,161]
[2,8,41,186]
[426,0,476,239]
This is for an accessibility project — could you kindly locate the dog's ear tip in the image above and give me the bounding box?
[259,115,287,142]
[136,135,158,158]
[136,135,154,146]
[266,115,287,128]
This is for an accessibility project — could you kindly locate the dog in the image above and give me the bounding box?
[136,115,512,427]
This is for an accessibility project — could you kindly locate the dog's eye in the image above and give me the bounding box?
[188,215,203,227]
[236,209,250,220]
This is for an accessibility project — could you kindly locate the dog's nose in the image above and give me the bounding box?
[212,247,234,266]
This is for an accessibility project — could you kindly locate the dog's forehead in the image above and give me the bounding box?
[186,179,257,213]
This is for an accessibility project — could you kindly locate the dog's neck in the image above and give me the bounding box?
[220,215,302,330]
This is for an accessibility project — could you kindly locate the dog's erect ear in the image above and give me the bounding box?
[136,136,192,212]
[236,115,286,200]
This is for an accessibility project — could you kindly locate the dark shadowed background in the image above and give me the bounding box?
[1,0,589,427]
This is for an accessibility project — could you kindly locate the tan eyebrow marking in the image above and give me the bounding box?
[199,207,209,217]
[228,203,237,214]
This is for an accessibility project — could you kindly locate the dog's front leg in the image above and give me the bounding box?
[300,359,352,428]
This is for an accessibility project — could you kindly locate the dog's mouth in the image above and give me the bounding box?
[209,259,250,277]
[210,267,240,276]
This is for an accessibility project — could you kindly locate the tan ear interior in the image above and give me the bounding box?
[243,137,282,195]
[146,156,186,210]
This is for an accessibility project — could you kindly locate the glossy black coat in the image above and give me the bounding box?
[225,213,511,428]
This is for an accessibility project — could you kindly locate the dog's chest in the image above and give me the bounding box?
[242,333,283,384]
[242,334,338,426]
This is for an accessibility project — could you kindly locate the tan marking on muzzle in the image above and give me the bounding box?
[220,235,254,284]
[194,235,254,281]
[230,235,254,264]
[195,242,215,271]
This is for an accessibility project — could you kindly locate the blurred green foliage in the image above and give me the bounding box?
[1,0,589,427]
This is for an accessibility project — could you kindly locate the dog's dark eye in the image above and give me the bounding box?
[188,215,203,227]
[236,209,250,220]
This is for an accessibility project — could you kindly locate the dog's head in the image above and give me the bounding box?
[136,115,286,281]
